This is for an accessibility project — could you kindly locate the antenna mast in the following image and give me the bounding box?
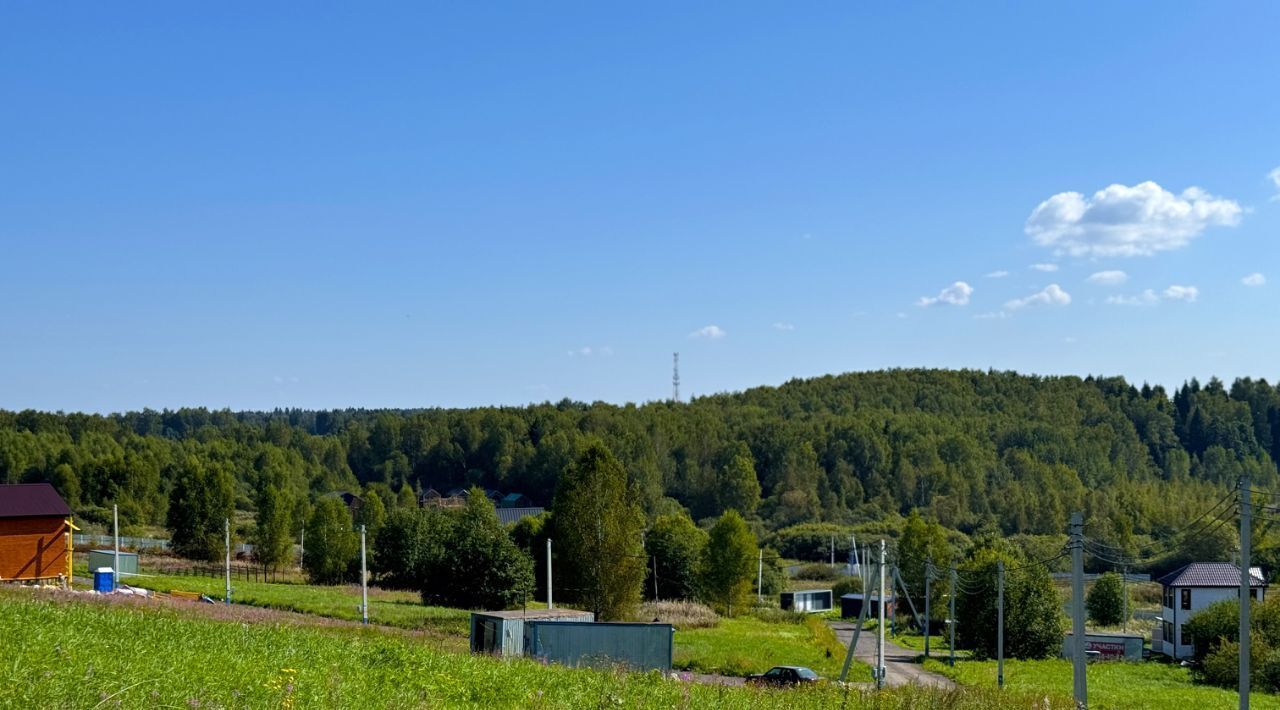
[672,352,680,402]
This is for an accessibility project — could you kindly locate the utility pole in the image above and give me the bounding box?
[1240,477,1252,710]
[877,539,886,689]
[997,560,1005,690]
[948,565,957,668]
[360,524,368,625]
[113,504,120,588]
[831,535,836,568]
[225,518,232,606]
[546,538,553,609]
[757,548,763,602]
[924,557,932,659]
[653,555,659,601]
[1071,511,1086,708]
[299,528,305,570]
[1122,565,1128,633]
[840,559,873,683]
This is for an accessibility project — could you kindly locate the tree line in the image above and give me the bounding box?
[4,369,1279,566]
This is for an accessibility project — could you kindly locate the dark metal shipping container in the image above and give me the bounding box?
[524,621,674,671]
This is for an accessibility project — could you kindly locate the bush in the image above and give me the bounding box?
[793,563,839,581]
[832,575,863,598]
[1183,599,1239,661]
[1086,572,1127,627]
[771,523,853,562]
[1198,638,1270,690]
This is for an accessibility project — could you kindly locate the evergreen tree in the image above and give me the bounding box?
[166,457,235,561]
[1086,571,1127,627]
[551,441,646,620]
[645,512,708,601]
[303,497,359,584]
[700,510,758,616]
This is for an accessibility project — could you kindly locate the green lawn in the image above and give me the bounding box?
[673,615,871,680]
[124,571,472,644]
[891,631,973,659]
[925,657,1280,710]
[0,590,1074,709]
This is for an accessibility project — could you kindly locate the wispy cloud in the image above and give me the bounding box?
[985,270,1009,279]
[917,281,973,307]
[1030,263,1059,272]
[689,325,726,339]
[1086,270,1128,286]
[1269,167,1280,201]
[1106,290,1160,307]
[974,311,1008,320]
[1026,181,1241,257]
[772,322,795,331]
[1005,284,1071,310]
[1243,272,1267,287]
[1106,285,1198,305]
[567,345,614,357]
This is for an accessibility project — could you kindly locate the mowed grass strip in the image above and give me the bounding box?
[924,657,1280,710]
[674,615,870,680]
[126,572,471,641]
[0,590,1074,709]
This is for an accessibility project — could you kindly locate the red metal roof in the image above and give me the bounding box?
[0,483,73,518]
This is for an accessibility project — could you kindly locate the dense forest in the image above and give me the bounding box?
[3,369,1277,552]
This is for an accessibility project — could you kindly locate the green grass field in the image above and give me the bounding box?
[124,571,472,645]
[673,615,870,680]
[0,590,1073,709]
[924,657,1280,710]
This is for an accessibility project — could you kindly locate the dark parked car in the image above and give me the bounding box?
[746,666,820,687]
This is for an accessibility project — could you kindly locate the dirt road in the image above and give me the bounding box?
[828,622,955,689]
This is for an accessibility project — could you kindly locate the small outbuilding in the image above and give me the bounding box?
[0,483,74,582]
[470,608,595,657]
[840,592,897,619]
[781,589,834,613]
[500,493,533,509]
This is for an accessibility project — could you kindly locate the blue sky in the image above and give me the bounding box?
[2,3,1279,412]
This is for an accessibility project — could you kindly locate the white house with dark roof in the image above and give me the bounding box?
[1154,562,1266,659]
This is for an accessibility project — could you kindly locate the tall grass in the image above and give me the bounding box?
[637,601,719,629]
[673,614,866,679]
[925,657,1280,710]
[0,589,1071,709]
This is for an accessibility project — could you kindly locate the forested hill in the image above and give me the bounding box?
[2,369,1277,540]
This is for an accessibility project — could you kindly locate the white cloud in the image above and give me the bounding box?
[1063,336,1078,344]
[974,311,1008,320]
[568,346,614,357]
[1163,285,1199,302]
[985,270,1009,278]
[1106,285,1198,305]
[1025,181,1242,257]
[1005,284,1071,310]
[1030,263,1059,272]
[917,281,974,307]
[689,325,726,339]
[772,322,795,331]
[1107,290,1160,306]
[1270,167,1280,201]
[1086,270,1129,286]
[1243,272,1267,287]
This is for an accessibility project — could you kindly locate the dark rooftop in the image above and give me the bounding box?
[1156,562,1266,588]
[473,608,593,620]
[0,483,73,518]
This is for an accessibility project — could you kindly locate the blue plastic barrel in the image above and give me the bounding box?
[94,567,115,593]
